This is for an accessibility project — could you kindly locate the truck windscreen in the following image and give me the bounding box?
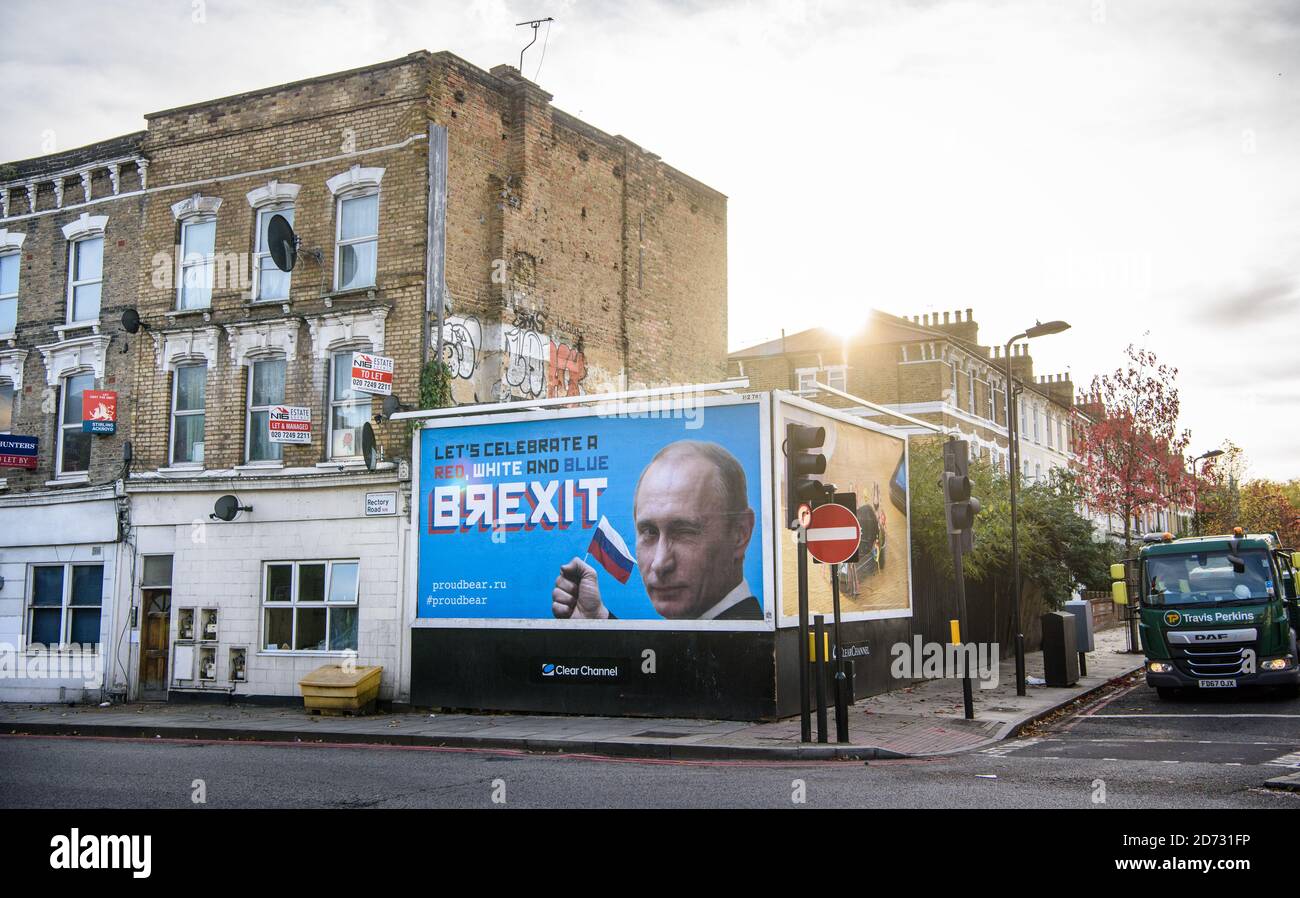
[1144,549,1275,606]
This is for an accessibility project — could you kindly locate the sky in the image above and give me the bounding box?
[2,0,1297,478]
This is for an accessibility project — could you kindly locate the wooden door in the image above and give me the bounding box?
[139,589,171,700]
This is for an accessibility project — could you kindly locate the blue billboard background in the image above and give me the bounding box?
[417,401,766,622]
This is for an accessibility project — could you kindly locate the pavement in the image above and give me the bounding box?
[1,627,1141,761]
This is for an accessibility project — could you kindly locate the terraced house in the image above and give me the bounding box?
[0,51,727,705]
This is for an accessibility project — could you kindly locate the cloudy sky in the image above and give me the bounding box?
[3,0,1296,478]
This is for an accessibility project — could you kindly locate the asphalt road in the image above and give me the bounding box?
[1,679,1297,809]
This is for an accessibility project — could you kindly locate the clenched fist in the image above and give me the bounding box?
[552,557,609,619]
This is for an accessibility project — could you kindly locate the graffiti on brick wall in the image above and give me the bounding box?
[548,338,587,397]
[441,315,481,380]
[499,308,588,401]
[502,322,548,399]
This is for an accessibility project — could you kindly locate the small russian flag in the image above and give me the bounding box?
[588,516,636,584]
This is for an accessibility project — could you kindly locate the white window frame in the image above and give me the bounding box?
[328,350,368,461]
[245,356,286,464]
[0,250,19,336]
[333,189,379,292]
[0,377,13,435]
[169,362,207,467]
[178,216,217,311]
[56,370,94,478]
[66,235,104,325]
[252,204,294,303]
[260,559,360,654]
[825,365,847,392]
[26,562,104,651]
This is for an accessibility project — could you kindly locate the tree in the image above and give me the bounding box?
[1239,481,1300,547]
[908,437,1111,600]
[1077,345,1191,555]
[1195,440,1247,536]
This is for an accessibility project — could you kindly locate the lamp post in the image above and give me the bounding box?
[1004,319,1070,697]
[1187,449,1224,536]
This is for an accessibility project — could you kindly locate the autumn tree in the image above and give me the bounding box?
[1195,440,1247,536]
[1077,345,1192,554]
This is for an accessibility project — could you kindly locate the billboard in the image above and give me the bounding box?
[777,395,912,624]
[415,395,773,629]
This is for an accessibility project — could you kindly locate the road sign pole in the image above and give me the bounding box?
[830,562,849,744]
[951,535,975,721]
[798,535,811,743]
[814,614,828,744]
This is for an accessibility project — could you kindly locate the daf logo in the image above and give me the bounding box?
[1164,611,1182,626]
[1193,633,1228,641]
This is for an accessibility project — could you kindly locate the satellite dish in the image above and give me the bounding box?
[362,422,378,472]
[210,494,253,522]
[121,309,146,334]
[267,213,297,273]
[382,395,402,418]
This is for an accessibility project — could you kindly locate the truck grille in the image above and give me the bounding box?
[1171,645,1247,678]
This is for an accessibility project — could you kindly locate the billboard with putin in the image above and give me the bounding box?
[414,394,774,628]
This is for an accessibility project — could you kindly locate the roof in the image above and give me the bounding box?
[729,311,940,360]
[1143,533,1277,554]
[2,132,146,180]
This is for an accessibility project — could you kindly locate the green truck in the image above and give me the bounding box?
[1111,530,1300,699]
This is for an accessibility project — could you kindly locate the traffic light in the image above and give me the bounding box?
[786,422,827,529]
[943,439,981,553]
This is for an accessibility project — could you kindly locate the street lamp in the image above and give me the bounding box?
[1004,319,1070,697]
[1187,449,1224,536]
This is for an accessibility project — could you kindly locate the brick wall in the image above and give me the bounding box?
[0,142,146,489]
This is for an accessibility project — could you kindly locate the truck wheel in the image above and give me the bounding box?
[1156,686,1181,701]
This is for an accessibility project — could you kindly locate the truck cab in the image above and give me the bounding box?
[1112,531,1300,700]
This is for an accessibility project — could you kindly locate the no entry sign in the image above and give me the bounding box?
[806,502,860,565]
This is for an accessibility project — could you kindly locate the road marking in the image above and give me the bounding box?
[1267,751,1300,769]
[1086,713,1300,719]
[979,738,1042,757]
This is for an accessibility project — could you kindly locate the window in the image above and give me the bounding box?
[179,218,216,310]
[57,372,93,476]
[0,380,13,433]
[171,363,207,465]
[0,251,18,334]
[825,366,847,392]
[329,351,369,459]
[67,236,103,323]
[968,373,975,412]
[796,370,817,394]
[262,560,359,652]
[28,563,103,649]
[246,357,286,463]
[1046,413,1054,448]
[335,192,378,291]
[253,206,293,302]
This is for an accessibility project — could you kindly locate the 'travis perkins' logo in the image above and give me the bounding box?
[1164,611,1182,626]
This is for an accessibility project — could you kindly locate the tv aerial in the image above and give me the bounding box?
[516,17,555,78]
[267,213,322,272]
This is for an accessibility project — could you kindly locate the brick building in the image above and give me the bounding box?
[728,308,1085,481]
[0,135,148,700]
[0,51,727,704]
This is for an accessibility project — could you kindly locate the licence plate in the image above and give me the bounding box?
[1197,679,1237,688]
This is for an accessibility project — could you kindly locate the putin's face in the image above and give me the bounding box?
[633,453,753,619]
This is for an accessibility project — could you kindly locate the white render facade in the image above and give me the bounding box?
[115,468,413,704]
[0,485,123,702]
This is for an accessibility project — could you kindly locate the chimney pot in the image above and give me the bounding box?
[966,307,973,321]
[944,312,951,324]
[955,310,962,322]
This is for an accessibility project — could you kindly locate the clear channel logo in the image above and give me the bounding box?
[534,659,625,682]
